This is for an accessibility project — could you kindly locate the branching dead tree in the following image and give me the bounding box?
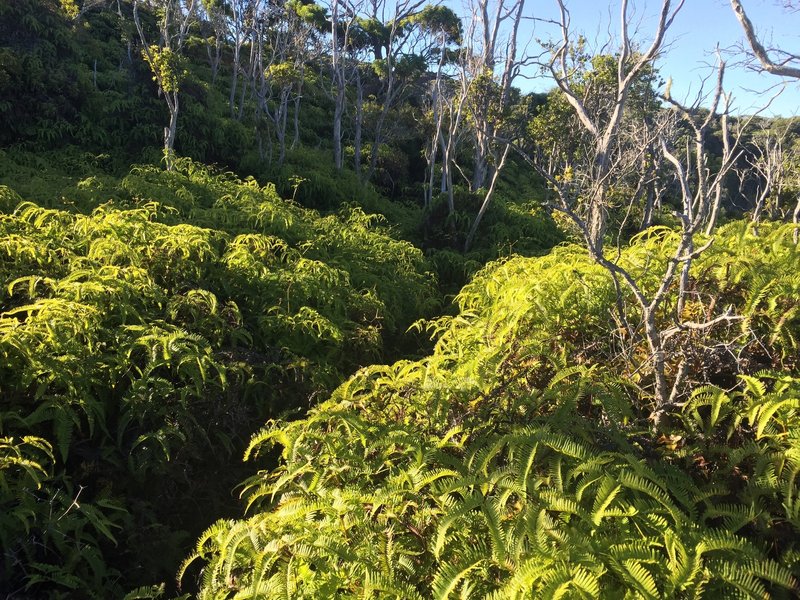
[744,120,796,232]
[435,63,470,216]
[362,0,427,184]
[466,0,527,192]
[460,0,535,251]
[547,0,684,254]
[326,0,362,171]
[225,0,257,119]
[252,1,320,165]
[199,0,225,84]
[730,0,800,78]
[418,10,461,208]
[729,1,800,241]
[529,3,761,425]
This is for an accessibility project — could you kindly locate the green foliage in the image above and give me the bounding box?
[143,45,188,94]
[422,185,564,292]
[187,366,800,597]
[0,0,93,146]
[405,5,462,45]
[4,3,799,598]
[0,158,436,595]
[187,222,800,598]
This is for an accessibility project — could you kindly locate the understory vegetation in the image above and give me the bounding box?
[1,0,800,598]
[0,158,438,594]
[183,221,800,598]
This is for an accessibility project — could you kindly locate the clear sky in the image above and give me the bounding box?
[639,0,797,116]
[448,0,800,117]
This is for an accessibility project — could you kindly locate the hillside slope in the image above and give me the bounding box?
[185,222,800,598]
[0,159,437,595]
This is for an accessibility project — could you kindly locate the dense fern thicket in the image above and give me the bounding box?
[185,222,800,598]
[0,0,568,286]
[0,159,437,595]
[3,0,800,597]
[0,0,563,268]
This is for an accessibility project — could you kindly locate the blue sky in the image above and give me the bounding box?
[448,0,799,116]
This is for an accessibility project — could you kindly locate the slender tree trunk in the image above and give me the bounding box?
[643,307,669,418]
[751,184,770,235]
[277,87,290,165]
[211,41,221,84]
[229,45,240,117]
[440,136,455,214]
[472,138,490,191]
[425,37,449,207]
[333,78,345,171]
[705,184,724,235]
[354,69,363,179]
[641,183,656,229]
[291,67,304,150]
[238,42,255,122]
[426,110,442,207]
[164,94,178,170]
[366,67,395,183]
[330,0,345,172]
[464,144,510,251]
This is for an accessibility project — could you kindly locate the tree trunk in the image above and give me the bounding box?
[366,66,395,184]
[641,183,656,229]
[291,67,304,150]
[354,70,363,179]
[164,95,179,171]
[464,144,510,251]
[229,45,240,117]
[333,79,345,171]
[643,307,669,421]
[277,87,291,165]
[472,130,490,191]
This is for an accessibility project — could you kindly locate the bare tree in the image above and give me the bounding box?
[730,0,800,78]
[362,0,427,184]
[466,0,527,192]
[252,0,318,165]
[421,16,462,208]
[729,0,800,241]
[744,121,793,231]
[412,6,471,214]
[325,0,362,171]
[430,60,471,216]
[225,0,257,118]
[199,0,225,83]
[547,0,684,254]
[459,0,534,251]
[528,2,763,423]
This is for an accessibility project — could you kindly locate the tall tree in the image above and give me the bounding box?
[414,5,463,208]
[325,0,362,171]
[729,0,800,240]
[526,0,760,420]
[360,0,426,184]
[459,0,531,251]
[464,0,527,192]
[227,0,262,119]
[199,0,225,83]
[743,119,800,234]
[256,0,324,164]
[132,0,197,170]
[545,0,683,253]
